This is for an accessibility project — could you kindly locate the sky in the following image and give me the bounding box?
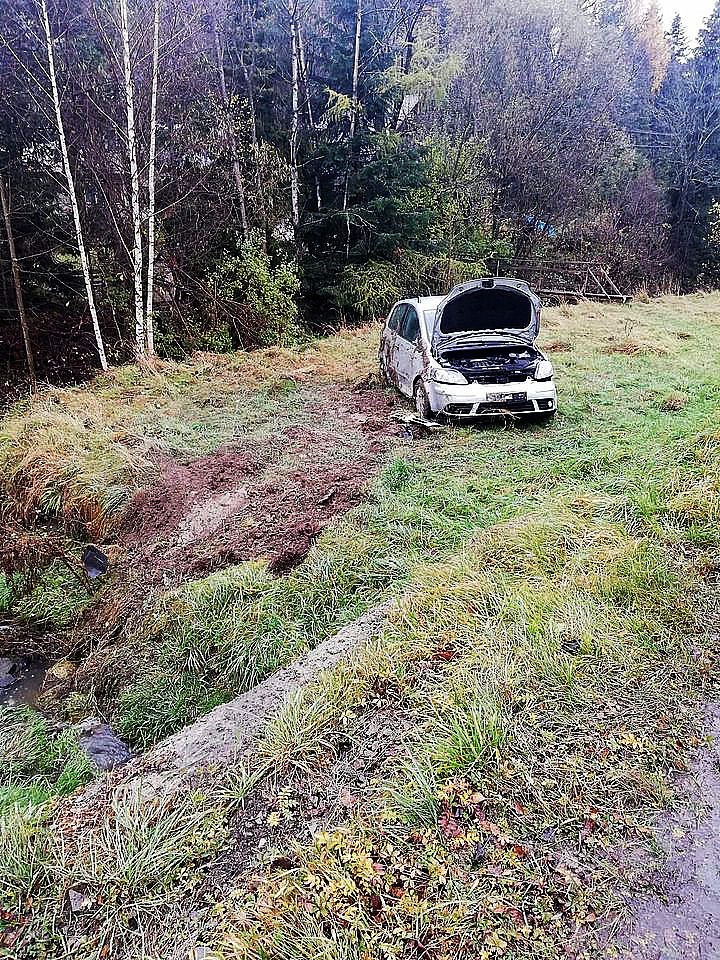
[658,0,716,41]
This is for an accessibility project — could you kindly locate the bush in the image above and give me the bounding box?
[211,241,301,349]
[330,250,489,323]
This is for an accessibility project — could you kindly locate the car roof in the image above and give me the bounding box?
[397,295,445,311]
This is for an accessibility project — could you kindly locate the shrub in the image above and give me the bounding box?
[210,241,301,349]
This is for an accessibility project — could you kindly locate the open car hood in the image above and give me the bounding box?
[431,278,541,353]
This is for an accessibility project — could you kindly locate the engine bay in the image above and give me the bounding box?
[440,345,541,384]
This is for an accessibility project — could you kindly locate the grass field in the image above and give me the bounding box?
[0,293,719,958]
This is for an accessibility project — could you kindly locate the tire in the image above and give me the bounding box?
[414,381,435,420]
[531,410,556,423]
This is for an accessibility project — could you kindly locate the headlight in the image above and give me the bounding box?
[534,360,554,382]
[429,366,468,385]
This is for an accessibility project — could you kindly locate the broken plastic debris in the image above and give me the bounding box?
[81,544,109,579]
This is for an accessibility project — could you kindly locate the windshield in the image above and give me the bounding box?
[439,288,532,334]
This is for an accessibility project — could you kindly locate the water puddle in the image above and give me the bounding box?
[0,656,47,708]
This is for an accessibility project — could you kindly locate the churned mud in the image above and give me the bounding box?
[607,702,720,960]
[117,380,400,580]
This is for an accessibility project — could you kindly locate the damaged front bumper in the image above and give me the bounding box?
[426,379,557,417]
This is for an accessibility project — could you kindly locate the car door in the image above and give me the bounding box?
[395,305,422,395]
[380,303,409,388]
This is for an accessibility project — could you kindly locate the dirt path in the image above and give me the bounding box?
[611,702,720,959]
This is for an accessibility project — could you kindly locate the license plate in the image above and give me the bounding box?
[487,392,527,402]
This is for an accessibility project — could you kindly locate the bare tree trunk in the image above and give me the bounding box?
[213,18,248,238]
[38,0,109,371]
[145,0,160,357]
[119,0,145,359]
[287,0,300,239]
[0,175,37,392]
[343,0,362,258]
[294,16,322,210]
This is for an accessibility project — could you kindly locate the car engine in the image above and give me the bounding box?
[441,346,541,384]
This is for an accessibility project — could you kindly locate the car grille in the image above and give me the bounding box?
[476,400,536,414]
[466,373,530,384]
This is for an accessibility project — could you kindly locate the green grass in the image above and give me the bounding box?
[10,559,91,630]
[2,293,720,957]
[216,495,712,959]
[105,295,720,744]
[0,706,94,813]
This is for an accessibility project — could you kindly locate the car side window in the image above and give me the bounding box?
[388,304,407,332]
[399,306,420,343]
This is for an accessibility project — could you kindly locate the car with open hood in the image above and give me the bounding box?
[379,277,557,420]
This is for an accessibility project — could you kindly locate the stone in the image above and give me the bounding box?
[0,658,18,690]
[68,888,92,914]
[48,660,76,681]
[74,718,134,771]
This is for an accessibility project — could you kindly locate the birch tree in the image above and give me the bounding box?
[38,0,109,371]
[118,0,146,359]
[0,174,37,392]
[145,0,160,356]
[294,9,321,210]
[343,0,363,257]
[287,0,300,238]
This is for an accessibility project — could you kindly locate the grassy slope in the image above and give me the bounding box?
[207,295,720,959]
[1,293,720,958]
[114,293,720,744]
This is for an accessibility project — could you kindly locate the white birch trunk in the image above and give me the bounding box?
[348,0,362,152]
[38,0,109,371]
[119,0,146,359]
[213,19,248,238]
[343,0,363,257]
[287,0,300,238]
[0,175,37,392]
[145,0,160,356]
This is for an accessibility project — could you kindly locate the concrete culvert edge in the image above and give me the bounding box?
[62,598,397,812]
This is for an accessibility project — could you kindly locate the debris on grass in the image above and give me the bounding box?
[602,338,668,357]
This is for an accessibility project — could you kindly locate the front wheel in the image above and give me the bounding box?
[414,381,435,420]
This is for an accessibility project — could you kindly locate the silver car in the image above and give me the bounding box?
[379,277,557,420]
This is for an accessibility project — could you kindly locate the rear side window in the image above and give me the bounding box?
[388,304,408,331]
[400,306,420,343]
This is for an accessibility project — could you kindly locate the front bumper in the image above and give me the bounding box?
[426,379,557,417]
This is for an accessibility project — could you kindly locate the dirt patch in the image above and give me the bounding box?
[660,391,689,413]
[603,339,668,357]
[115,381,400,581]
[121,447,265,546]
[543,339,574,352]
